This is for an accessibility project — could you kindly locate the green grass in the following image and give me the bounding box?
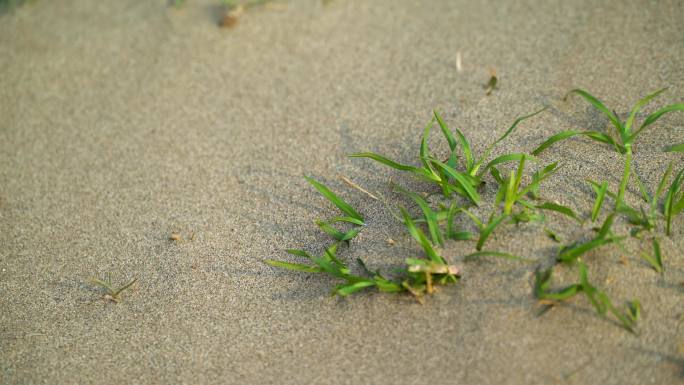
[89,274,137,303]
[268,87,682,332]
[350,108,545,204]
[532,88,684,210]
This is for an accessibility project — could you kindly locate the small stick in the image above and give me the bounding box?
[339,175,378,200]
[456,51,463,72]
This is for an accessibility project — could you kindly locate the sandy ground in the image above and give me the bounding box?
[1,0,684,384]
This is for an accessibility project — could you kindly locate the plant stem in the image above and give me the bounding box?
[617,145,632,209]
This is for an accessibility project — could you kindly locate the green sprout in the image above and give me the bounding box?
[305,176,366,242]
[89,273,137,303]
[533,88,684,210]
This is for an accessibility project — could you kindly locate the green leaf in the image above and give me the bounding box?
[532,130,620,155]
[428,159,481,205]
[652,162,673,215]
[664,143,684,153]
[536,202,582,223]
[558,236,619,263]
[433,110,457,150]
[349,152,416,171]
[400,207,445,264]
[395,186,443,246]
[564,89,623,134]
[305,177,364,222]
[476,214,508,251]
[494,107,547,146]
[334,280,376,296]
[624,88,668,133]
[480,153,532,176]
[473,107,546,173]
[286,249,314,260]
[597,212,615,239]
[266,260,323,273]
[631,103,684,141]
[316,220,364,242]
[591,181,608,222]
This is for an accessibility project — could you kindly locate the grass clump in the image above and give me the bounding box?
[89,273,137,303]
[350,108,545,204]
[268,87,682,332]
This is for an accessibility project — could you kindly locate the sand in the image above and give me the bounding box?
[1,0,683,383]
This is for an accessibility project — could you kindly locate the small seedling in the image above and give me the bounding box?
[532,88,684,210]
[305,176,366,242]
[89,273,137,303]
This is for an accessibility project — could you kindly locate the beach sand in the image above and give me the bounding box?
[1,0,683,383]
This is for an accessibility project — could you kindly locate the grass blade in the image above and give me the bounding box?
[664,143,684,153]
[334,280,376,296]
[493,107,547,148]
[631,103,684,141]
[428,159,481,205]
[591,181,608,222]
[395,186,443,246]
[349,152,421,172]
[479,153,531,176]
[433,110,456,150]
[665,168,684,235]
[624,88,667,132]
[476,214,508,251]
[474,107,546,172]
[305,177,364,222]
[532,130,620,155]
[558,236,619,263]
[640,238,663,273]
[536,202,582,223]
[266,260,323,273]
[400,207,445,264]
[564,89,623,134]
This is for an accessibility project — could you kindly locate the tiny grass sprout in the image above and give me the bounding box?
[89,274,137,303]
[267,244,403,296]
[534,262,638,332]
[640,238,663,273]
[533,88,684,209]
[305,176,365,242]
[350,108,545,204]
